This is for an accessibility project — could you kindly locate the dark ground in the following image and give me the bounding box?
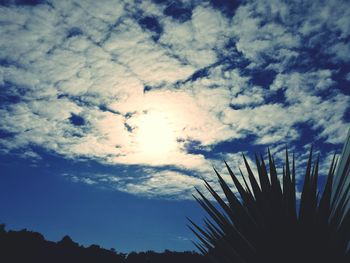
[0,224,210,263]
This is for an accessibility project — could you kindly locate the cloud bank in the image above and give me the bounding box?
[0,0,349,199]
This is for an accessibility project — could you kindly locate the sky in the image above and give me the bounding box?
[0,0,350,253]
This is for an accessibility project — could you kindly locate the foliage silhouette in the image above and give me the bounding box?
[0,225,126,263]
[126,250,209,263]
[0,225,210,263]
[189,140,350,263]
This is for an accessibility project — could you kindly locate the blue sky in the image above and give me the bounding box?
[0,0,349,253]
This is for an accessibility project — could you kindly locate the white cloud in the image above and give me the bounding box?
[121,170,204,199]
[327,42,350,63]
[103,17,195,85]
[159,5,231,68]
[231,2,300,67]
[230,87,265,106]
[271,70,335,102]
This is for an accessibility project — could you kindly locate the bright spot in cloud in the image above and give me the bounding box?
[134,110,178,159]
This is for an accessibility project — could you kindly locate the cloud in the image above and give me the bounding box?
[346,73,350,82]
[327,42,350,63]
[159,5,231,67]
[121,170,204,199]
[0,0,349,199]
[231,1,300,68]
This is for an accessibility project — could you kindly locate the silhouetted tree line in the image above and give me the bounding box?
[126,250,209,263]
[0,224,210,263]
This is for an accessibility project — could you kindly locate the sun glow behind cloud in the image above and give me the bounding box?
[132,110,178,160]
[108,90,217,170]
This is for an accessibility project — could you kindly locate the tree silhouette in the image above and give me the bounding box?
[0,225,209,262]
[0,226,126,263]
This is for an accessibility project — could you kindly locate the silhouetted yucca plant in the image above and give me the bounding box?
[189,144,350,263]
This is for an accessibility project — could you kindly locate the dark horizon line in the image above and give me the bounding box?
[0,223,198,255]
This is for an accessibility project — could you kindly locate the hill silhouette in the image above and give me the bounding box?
[0,224,209,263]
